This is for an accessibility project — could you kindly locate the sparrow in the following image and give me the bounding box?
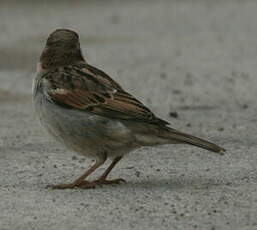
[33,29,225,189]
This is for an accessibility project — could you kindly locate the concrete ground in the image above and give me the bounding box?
[1,0,257,229]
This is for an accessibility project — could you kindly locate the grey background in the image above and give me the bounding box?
[0,0,257,229]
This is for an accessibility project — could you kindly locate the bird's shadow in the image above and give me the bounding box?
[106,175,228,192]
[40,176,227,193]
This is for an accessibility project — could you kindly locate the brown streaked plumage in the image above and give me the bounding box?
[33,29,225,189]
[44,63,168,126]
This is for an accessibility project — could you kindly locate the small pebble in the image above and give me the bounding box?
[160,72,167,79]
[172,89,181,95]
[242,104,248,109]
[169,111,179,118]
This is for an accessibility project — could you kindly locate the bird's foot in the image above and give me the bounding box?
[94,178,127,185]
[47,178,126,189]
[47,180,97,189]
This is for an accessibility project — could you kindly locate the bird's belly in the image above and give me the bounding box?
[33,93,136,159]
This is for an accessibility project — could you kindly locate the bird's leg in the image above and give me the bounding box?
[49,158,106,189]
[94,156,126,185]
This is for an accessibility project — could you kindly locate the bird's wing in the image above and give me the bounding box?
[42,63,169,126]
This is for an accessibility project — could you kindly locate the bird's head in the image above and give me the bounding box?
[40,29,85,69]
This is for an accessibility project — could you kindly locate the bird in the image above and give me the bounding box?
[33,29,225,189]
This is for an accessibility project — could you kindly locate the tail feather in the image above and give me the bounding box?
[163,128,225,154]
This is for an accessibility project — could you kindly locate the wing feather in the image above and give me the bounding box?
[43,63,169,126]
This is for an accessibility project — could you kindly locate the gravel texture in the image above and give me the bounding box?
[0,1,257,229]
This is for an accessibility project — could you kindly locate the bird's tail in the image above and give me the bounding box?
[161,128,225,154]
